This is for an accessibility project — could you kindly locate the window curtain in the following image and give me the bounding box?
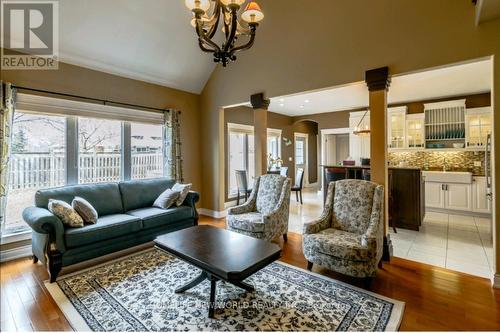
[163,109,183,182]
[0,82,16,232]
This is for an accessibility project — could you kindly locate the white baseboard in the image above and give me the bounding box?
[0,244,32,262]
[199,208,227,218]
[493,273,500,289]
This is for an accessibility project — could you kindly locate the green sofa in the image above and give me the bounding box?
[22,178,199,282]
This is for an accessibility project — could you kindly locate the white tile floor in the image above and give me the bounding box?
[390,211,494,278]
[288,188,494,279]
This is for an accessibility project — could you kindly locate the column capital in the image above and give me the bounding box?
[250,93,270,109]
[365,67,391,92]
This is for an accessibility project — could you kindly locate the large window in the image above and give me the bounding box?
[5,112,66,234]
[228,124,255,197]
[131,123,163,179]
[78,118,122,184]
[3,94,169,236]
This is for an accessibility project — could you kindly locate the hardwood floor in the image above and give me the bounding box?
[1,215,499,331]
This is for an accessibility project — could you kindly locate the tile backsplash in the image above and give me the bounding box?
[388,151,487,175]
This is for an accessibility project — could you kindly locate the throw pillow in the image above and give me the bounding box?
[153,189,180,209]
[72,196,98,224]
[172,183,192,206]
[48,199,84,228]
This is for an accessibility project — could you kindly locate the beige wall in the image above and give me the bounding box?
[1,60,202,195]
[200,0,500,278]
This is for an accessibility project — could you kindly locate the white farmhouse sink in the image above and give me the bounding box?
[422,171,473,184]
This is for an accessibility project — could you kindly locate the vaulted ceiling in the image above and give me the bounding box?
[58,0,217,93]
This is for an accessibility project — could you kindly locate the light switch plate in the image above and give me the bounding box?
[474,161,482,167]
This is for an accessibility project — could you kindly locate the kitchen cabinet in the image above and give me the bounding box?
[472,176,491,213]
[406,114,425,149]
[425,182,472,212]
[425,182,445,209]
[445,183,472,211]
[388,107,407,149]
[465,107,492,149]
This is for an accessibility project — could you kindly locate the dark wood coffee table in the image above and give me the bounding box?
[154,225,281,318]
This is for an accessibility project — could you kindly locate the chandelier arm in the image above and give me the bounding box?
[230,25,256,55]
[224,7,238,53]
[198,39,217,53]
[206,1,221,39]
[222,6,230,41]
[196,19,221,53]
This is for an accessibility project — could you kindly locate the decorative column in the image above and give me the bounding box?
[251,93,270,176]
[365,67,392,261]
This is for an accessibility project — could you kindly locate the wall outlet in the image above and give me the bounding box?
[474,161,482,167]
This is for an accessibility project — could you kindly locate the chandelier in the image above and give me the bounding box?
[184,0,264,67]
[353,109,371,136]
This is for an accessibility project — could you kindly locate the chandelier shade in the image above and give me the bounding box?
[184,0,264,66]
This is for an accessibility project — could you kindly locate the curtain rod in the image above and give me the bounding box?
[11,85,179,114]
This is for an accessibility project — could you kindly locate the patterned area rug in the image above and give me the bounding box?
[45,248,404,331]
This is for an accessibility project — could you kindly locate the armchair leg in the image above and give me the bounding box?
[32,255,38,264]
[295,191,299,202]
[236,192,240,206]
[299,190,303,204]
[283,233,288,242]
[307,261,313,271]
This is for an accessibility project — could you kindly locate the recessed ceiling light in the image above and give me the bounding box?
[279,98,285,102]
[279,103,284,107]
[299,105,305,109]
[304,99,310,103]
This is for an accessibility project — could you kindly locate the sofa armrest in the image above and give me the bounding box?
[22,206,66,253]
[182,191,200,208]
[227,202,254,215]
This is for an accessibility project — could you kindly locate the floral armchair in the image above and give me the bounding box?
[227,174,291,241]
[302,179,384,278]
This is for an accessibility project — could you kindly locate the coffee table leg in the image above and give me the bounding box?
[175,271,207,293]
[209,276,217,318]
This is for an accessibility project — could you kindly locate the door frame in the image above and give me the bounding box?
[294,132,309,187]
[320,128,350,192]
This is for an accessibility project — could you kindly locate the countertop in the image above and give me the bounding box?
[321,165,421,171]
[321,165,485,176]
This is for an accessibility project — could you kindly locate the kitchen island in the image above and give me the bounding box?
[322,165,424,231]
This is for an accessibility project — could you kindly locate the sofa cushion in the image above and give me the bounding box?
[64,214,142,248]
[227,212,265,233]
[48,199,84,228]
[72,196,98,224]
[127,206,193,230]
[303,228,374,261]
[153,189,180,209]
[36,183,123,216]
[119,178,175,211]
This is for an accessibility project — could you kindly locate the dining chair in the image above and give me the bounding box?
[291,168,304,204]
[235,170,252,205]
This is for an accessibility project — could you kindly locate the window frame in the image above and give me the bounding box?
[227,123,254,198]
[226,124,282,199]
